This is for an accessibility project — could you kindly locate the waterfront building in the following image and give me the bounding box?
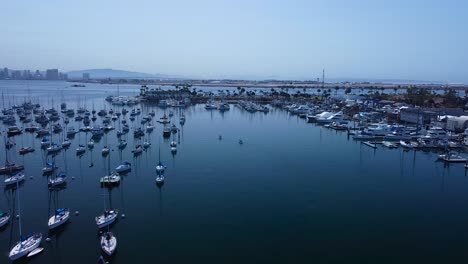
[46,69,59,80]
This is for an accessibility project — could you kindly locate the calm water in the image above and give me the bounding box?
[0,81,468,263]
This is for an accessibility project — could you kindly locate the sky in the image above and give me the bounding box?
[1,0,467,83]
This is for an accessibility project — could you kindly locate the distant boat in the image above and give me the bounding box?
[115,161,131,173]
[132,145,143,155]
[102,146,110,156]
[48,171,67,187]
[19,147,35,155]
[76,144,86,155]
[100,172,121,185]
[4,172,25,186]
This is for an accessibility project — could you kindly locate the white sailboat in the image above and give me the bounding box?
[9,182,42,260]
[48,208,70,230]
[0,211,10,228]
[100,231,117,256]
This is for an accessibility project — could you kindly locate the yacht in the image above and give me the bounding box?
[364,123,392,136]
[307,111,331,123]
[316,111,344,124]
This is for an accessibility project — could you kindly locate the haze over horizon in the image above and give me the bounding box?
[1,0,467,83]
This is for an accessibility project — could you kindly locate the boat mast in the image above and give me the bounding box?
[16,181,22,239]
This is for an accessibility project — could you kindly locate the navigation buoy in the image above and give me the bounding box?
[72,176,75,180]
[46,237,51,242]
[75,211,79,216]
[121,213,126,218]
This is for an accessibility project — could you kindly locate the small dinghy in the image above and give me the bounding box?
[27,247,44,258]
[132,145,143,155]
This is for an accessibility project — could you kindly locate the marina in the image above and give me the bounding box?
[1,80,468,263]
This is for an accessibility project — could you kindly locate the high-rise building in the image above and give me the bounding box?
[23,70,31,79]
[46,69,59,80]
[34,70,43,79]
[59,73,68,80]
[12,70,22,79]
[82,73,90,80]
[3,68,8,79]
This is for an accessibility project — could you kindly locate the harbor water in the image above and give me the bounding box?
[0,81,468,263]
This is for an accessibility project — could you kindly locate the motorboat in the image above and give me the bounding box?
[100,172,121,185]
[382,141,397,149]
[399,140,414,149]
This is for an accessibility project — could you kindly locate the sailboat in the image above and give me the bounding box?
[9,182,43,260]
[100,150,120,185]
[0,210,10,228]
[48,207,70,230]
[48,171,67,187]
[1,136,24,175]
[100,231,117,256]
[115,161,131,173]
[155,142,166,185]
[95,196,118,229]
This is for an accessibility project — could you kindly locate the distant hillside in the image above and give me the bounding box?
[67,68,181,79]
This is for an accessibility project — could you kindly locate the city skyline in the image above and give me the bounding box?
[1,0,467,83]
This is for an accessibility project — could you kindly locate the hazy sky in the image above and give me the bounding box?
[1,0,467,82]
